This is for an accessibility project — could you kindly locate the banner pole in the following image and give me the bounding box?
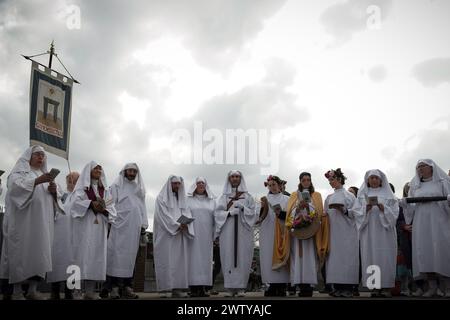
[48,40,55,69]
[67,159,72,174]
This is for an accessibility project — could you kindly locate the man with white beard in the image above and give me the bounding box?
[0,145,64,300]
[106,163,148,299]
[215,170,257,297]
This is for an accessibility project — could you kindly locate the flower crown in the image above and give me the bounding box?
[325,168,344,180]
[324,170,335,179]
[264,175,282,187]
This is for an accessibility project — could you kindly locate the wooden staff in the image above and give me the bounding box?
[227,188,244,268]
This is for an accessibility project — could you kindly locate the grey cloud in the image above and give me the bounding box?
[0,0,297,227]
[386,115,450,195]
[162,58,309,194]
[179,58,307,131]
[155,0,288,72]
[320,0,392,45]
[367,64,387,82]
[412,57,450,87]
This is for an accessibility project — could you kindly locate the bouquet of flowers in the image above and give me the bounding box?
[292,209,316,230]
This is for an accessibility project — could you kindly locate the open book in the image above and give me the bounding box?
[366,196,378,206]
[177,215,195,224]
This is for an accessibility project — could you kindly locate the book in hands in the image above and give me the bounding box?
[301,191,311,203]
[48,168,60,179]
[272,203,282,211]
[96,197,113,210]
[177,215,195,225]
[367,196,378,206]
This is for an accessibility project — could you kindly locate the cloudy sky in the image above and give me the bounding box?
[1,0,449,230]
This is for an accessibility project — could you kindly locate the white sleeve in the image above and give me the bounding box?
[377,198,399,229]
[240,194,257,230]
[154,199,181,236]
[7,172,36,210]
[69,191,92,219]
[214,195,229,238]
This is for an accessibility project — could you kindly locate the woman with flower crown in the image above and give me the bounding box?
[323,168,359,298]
[257,175,290,297]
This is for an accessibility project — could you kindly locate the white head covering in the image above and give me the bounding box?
[113,162,146,199]
[187,177,216,199]
[73,161,108,193]
[222,170,248,195]
[410,159,450,193]
[10,145,48,175]
[157,175,187,209]
[358,169,396,200]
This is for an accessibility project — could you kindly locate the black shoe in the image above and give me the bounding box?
[64,287,74,300]
[298,284,313,297]
[276,286,287,297]
[202,288,210,297]
[298,291,313,297]
[264,285,277,297]
[50,292,61,300]
[2,294,12,301]
[123,287,139,299]
[64,292,74,300]
[190,287,202,298]
[322,284,333,294]
[99,288,110,299]
[199,287,209,297]
[50,284,61,300]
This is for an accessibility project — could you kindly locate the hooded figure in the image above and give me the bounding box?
[66,161,116,299]
[214,170,257,297]
[186,177,216,297]
[402,159,450,298]
[0,145,63,299]
[153,175,194,297]
[47,171,80,300]
[106,163,148,298]
[354,169,399,296]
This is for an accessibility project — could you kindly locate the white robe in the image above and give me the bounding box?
[2,169,62,283]
[187,194,215,286]
[47,191,75,283]
[107,180,148,278]
[69,184,116,281]
[215,191,257,289]
[290,236,317,285]
[259,193,290,284]
[406,180,450,278]
[355,189,399,288]
[325,188,359,284]
[288,195,319,286]
[153,196,194,291]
